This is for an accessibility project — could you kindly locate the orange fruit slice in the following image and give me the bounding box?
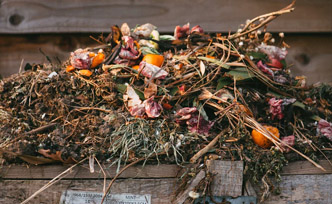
[252,125,280,148]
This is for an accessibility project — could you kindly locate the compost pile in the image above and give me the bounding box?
[1,2,332,202]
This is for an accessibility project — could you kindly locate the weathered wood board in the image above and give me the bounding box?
[0,163,182,179]
[0,179,177,203]
[207,160,243,197]
[263,174,332,204]
[1,161,331,203]
[1,34,332,84]
[0,0,331,33]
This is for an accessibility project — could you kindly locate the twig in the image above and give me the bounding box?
[95,157,107,194]
[24,123,57,135]
[172,170,206,204]
[190,129,228,163]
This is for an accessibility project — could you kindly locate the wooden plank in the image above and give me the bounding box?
[1,34,332,85]
[0,164,182,179]
[0,0,331,33]
[263,174,332,204]
[1,160,331,179]
[0,34,98,78]
[0,178,176,204]
[281,160,332,175]
[284,33,332,84]
[206,160,243,197]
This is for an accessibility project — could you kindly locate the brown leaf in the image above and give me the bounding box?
[144,83,158,99]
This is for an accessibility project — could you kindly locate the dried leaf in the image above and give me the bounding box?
[199,61,206,76]
[144,83,158,99]
[197,57,230,69]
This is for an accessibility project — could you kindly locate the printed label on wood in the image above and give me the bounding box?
[60,190,151,204]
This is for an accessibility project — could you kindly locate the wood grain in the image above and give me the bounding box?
[264,174,332,204]
[1,160,331,179]
[0,164,182,179]
[207,160,243,197]
[0,0,331,33]
[281,160,332,175]
[0,178,177,204]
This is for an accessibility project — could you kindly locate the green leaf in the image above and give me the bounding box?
[248,51,267,60]
[140,46,160,55]
[227,67,254,80]
[159,35,175,41]
[310,115,321,121]
[197,57,230,69]
[116,84,127,93]
[292,101,306,110]
[170,87,179,96]
[134,88,145,100]
[216,77,232,90]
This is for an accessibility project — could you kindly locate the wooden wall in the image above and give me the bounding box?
[1,161,331,203]
[0,0,332,83]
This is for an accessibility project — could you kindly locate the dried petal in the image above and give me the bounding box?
[139,61,168,79]
[120,23,131,36]
[174,23,190,40]
[268,98,284,120]
[176,107,214,135]
[281,135,295,152]
[144,97,162,118]
[266,58,284,69]
[124,85,142,108]
[70,49,92,69]
[133,23,156,38]
[144,83,158,99]
[190,25,204,34]
[318,119,332,141]
[130,104,146,117]
[257,60,274,78]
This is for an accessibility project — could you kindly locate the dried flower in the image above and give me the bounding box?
[70,49,92,69]
[190,25,204,34]
[176,107,214,136]
[143,97,162,118]
[268,98,284,120]
[139,61,168,79]
[174,23,190,39]
[281,135,295,152]
[317,119,332,141]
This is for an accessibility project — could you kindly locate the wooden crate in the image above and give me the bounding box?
[1,160,331,203]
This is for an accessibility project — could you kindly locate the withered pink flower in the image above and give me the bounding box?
[118,36,140,60]
[124,85,162,118]
[176,107,214,135]
[130,104,146,117]
[257,60,274,78]
[190,25,204,34]
[174,23,190,40]
[70,49,92,69]
[318,119,332,141]
[143,97,162,118]
[268,98,284,120]
[266,58,284,69]
[124,85,144,117]
[139,61,168,79]
[281,135,295,153]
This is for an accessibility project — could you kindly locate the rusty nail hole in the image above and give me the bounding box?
[9,14,24,26]
[294,53,310,66]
